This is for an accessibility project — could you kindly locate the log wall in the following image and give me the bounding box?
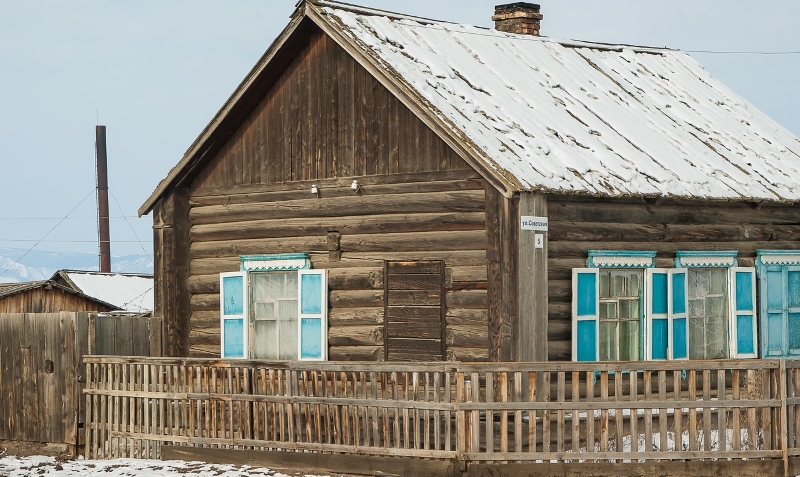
[0,288,116,314]
[547,195,800,361]
[187,172,489,360]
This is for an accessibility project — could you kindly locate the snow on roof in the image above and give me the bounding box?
[61,271,154,313]
[318,2,800,202]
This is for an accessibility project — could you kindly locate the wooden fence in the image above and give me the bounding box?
[82,357,800,476]
[0,312,160,446]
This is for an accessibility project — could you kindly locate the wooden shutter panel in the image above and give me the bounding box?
[670,269,689,360]
[298,269,327,361]
[385,261,445,362]
[646,269,670,360]
[220,271,248,359]
[572,268,599,362]
[729,267,757,359]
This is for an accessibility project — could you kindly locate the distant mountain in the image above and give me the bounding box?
[0,247,153,283]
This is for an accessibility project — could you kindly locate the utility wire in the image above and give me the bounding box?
[0,240,153,243]
[0,189,96,278]
[0,216,140,220]
[109,189,153,262]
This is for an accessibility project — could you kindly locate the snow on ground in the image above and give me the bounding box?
[0,455,331,477]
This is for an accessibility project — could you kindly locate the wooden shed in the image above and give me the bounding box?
[0,280,119,314]
[139,0,800,363]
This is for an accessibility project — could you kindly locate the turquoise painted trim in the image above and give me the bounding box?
[239,253,311,271]
[756,250,800,268]
[674,250,738,268]
[586,250,656,268]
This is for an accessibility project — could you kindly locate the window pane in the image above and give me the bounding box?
[619,299,639,320]
[790,314,800,352]
[709,268,726,295]
[599,271,610,298]
[689,317,704,360]
[707,296,726,319]
[790,272,800,309]
[611,272,627,297]
[619,320,639,361]
[705,314,727,359]
[600,302,617,320]
[254,320,277,359]
[629,272,641,297]
[278,299,298,360]
[599,321,616,361]
[254,302,275,320]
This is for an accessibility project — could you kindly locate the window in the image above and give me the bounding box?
[757,250,800,358]
[573,250,757,362]
[572,251,655,362]
[219,254,327,361]
[674,251,757,360]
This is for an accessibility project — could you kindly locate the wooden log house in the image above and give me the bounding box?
[139,1,800,364]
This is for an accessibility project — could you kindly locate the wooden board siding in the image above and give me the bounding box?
[547,195,800,361]
[190,28,469,191]
[0,288,116,314]
[186,173,489,361]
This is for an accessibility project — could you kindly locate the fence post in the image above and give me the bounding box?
[455,371,466,472]
[781,360,789,477]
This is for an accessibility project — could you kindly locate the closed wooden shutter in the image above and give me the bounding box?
[385,261,445,361]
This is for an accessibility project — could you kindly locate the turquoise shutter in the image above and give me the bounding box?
[788,267,800,355]
[670,269,689,360]
[572,269,599,361]
[730,267,757,358]
[646,269,670,360]
[761,265,785,357]
[298,269,327,361]
[220,271,248,359]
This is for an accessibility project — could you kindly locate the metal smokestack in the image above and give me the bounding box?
[96,125,111,273]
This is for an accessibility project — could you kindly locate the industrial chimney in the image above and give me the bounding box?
[492,2,543,36]
[96,125,111,273]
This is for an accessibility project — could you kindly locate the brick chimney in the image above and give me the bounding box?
[492,3,543,36]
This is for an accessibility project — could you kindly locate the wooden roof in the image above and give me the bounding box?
[0,279,120,310]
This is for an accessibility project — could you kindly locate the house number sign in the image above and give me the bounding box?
[521,216,548,231]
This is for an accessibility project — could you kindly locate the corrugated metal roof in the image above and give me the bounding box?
[318,2,800,202]
[59,271,154,313]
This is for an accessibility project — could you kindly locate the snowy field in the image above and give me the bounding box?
[0,455,331,477]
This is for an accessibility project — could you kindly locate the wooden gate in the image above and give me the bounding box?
[0,312,161,446]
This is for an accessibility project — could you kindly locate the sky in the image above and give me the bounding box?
[0,0,798,262]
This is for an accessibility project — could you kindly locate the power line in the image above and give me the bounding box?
[0,240,153,243]
[109,190,154,262]
[0,189,96,278]
[686,49,800,55]
[0,216,141,220]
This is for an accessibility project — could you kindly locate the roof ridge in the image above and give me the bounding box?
[314,0,450,25]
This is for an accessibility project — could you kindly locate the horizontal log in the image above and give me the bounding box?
[446,347,489,362]
[327,267,383,290]
[548,339,571,361]
[548,320,571,341]
[190,257,240,276]
[340,230,486,253]
[387,273,443,290]
[549,197,800,225]
[446,308,487,325]
[191,294,219,312]
[329,289,384,307]
[548,302,570,322]
[446,324,488,348]
[328,307,384,326]
[328,325,384,347]
[548,258,586,281]
[191,171,483,200]
[190,310,220,328]
[189,190,485,225]
[191,236,327,259]
[190,211,485,242]
[329,345,384,361]
[188,344,218,358]
[387,291,441,306]
[188,274,219,295]
[446,290,487,309]
[387,322,441,340]
[188,330,219,346]
[548,279,571,301]
[447,265,487,284]
[344,250,485,267]
[549,221,800,243]
[387,352,443,362]
[387,338,442,356]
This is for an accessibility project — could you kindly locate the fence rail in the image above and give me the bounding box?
[83,357,800,473]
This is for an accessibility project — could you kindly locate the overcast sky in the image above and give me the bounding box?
[0,0,798,261]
